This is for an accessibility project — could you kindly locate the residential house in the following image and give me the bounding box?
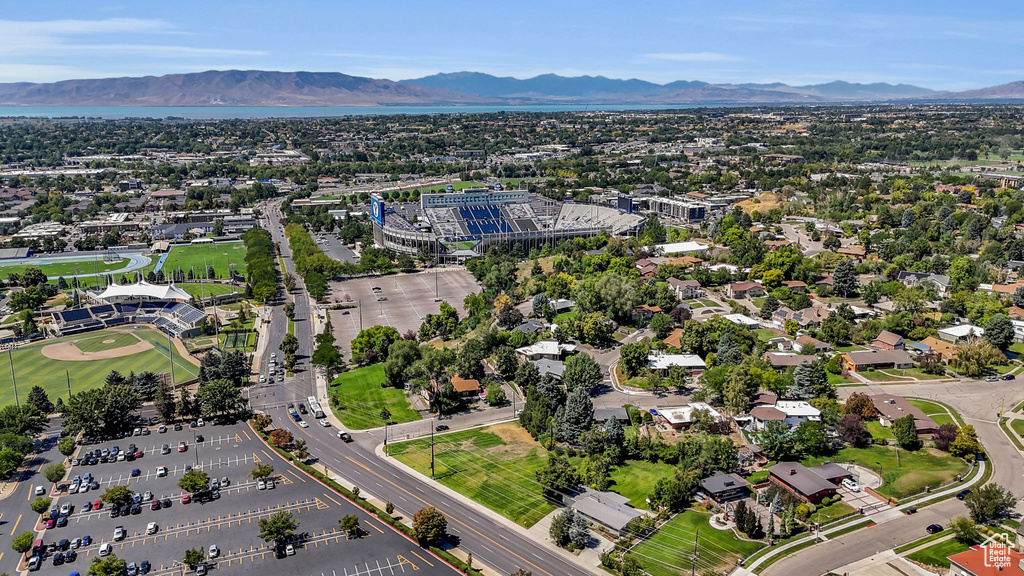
[593,407,629,424]
[796,334,830,353]
[631,304,662,323]
[773,306,827,329]
[841,349,915,372]
[871,330,906,351]
[768,336,796,352]
[449,376,482,398]
[569,488,644,536]
[723,313,760,330]
[920,336,957,364]
[781,280,807,292]
[513,319,547,335]
[815,274,834,288]
[937,324,985,343]
[946,544,1024,576]
[763,352,812,369]
[837,245,867,260]
[515,341,578,361]
[699,472,751,503]
[531,359,564,380]
[748,400,820,430]
[648,351,706,375]
[663,328,685,349]
[750,392,778,408]
[655,403,724,431]
[767,462,853,503]
[668,278,705,300]
[724,282,765,300]
[868,394,936,437]
[896,271,951,297]
[1008,306,1024,320]
[549,299,576,314]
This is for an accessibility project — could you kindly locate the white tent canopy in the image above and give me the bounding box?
[97,280,191,302]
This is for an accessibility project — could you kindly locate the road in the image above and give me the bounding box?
[762,379,1024,576]
[254,200,598,576]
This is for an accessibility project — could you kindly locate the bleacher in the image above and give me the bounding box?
[56,308,93,325]
[90,304,115,318]
[170,303,206,325]
[50,298,207,338]
[555,203,644,235]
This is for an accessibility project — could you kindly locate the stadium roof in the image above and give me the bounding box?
[98,281,191,301]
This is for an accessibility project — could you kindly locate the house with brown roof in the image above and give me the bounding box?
[781,280,807,292]
[920,336,957,364]
[767,462,852,503]
[1009,306,1024,320]
[837,245,867,260]
[871,330,906,351]
[631,304,662,322]
[841,349,915,372]
[946,545,1024,576]
[668,278,704,300]
[796,334,830,352]
[867,393,936,437]
[763,352,813,369]
[724,282,765,300]
[663,327,685,349]
[449,376,482,398]
[772,306,827,328]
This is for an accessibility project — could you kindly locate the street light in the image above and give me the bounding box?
[191,428,200,467]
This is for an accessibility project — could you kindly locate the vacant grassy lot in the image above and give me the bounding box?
[906,537,970,569]
[608,460,676,507]
[804,445,967,499]
[390,423,554,527]
[149,242,248,279]
[328,364,421,429]
[0,327,199,407]
[629,510,764,576]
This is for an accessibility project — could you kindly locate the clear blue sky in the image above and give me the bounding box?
[1,1,1020,90]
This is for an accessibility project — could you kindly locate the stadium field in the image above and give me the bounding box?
[0,326,200,407]
[147,242,248,279]
[0,257,131,280]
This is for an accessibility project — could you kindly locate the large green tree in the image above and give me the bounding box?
[412,507,447,546]
[562,354,602,392]
[257,511,299,547]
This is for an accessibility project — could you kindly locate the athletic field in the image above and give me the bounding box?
[0,326,201,407]
[147,242,248,279]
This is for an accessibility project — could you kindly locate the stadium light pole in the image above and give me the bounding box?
[7,346,18,408]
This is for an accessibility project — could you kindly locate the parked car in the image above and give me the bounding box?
[435,425,449,432]
[178,441,187,452]
[985,375,998,382]
[209,544,219,559]
[926,523,943,534]
[841,478,860,492]
[99,543,112,556]
[956,489,972,500]
[1002,374,1016,380]
[181,494,191,504]
[113,526,125,541]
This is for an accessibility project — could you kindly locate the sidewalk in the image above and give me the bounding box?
[742,459,988,573]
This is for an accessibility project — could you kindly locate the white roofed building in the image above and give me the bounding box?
[647,350,707,375]
[96,281,192,303]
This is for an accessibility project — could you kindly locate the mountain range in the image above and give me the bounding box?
[0,69,1022,107]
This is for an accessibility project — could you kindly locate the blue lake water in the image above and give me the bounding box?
[0,104,719,120]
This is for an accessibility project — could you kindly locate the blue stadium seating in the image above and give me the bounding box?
[58,309,93,324]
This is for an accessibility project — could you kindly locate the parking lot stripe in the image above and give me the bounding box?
[288,469,306,483]
[322,492,342,506]
[242,430,252,441]
[368,521,384,534]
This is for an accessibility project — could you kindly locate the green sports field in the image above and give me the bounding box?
[0,327,201,407]
[177,282,239,299]
[147,242,248,279]
[0,257,131,281]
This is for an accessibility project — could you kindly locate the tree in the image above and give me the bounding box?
[843,393,877,418]
[949,424,982,458]
[532,293,550,316]
[759,295,781,320]
[822,235,841,252]
[838,414,869,446]
[964,483,1016,524]
[29,496,51,514]
[892,414,920,449]
[251,413,273,432]
[351,325,401,365]
[791,359,832,400]
[249,464,274,480]
[183,548,205,569]
[270,428,293,447]
[557,508,589,549]
[557,387,594,445]
[535,454,579,499]
[933,423,958,452]
[562,354,602,392]
[283,302,295,320]
[759,421,796,461]
[177,469,211,494]
[496,306,525,329]
[280,333,299,356]
[87,554,127,576]
[339,514,361,538]
[57,436,76,458]
[484,384,507,406]
[716,333,744,365]
[619,341,650,378]
[101,486,135,508]
[12,531,34,554]
[952,338,1005,378]
[649,313,674,339]
[493,346,519,381]
[292,438,310,462]
[832,258,858,297]
[412,506,447,546]
[950,516,980,544]
[62,385,139,439]
[43,463,65,484]
[984,314,1015,350]
[195,378,247,420]
[25,386,52,414]
[153,378,176,424]
[258,510,299,547]
[1013,286,1024,308]
[793,420,830,457]
[819,313,851,346]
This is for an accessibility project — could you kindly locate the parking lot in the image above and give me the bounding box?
[329,269,480,356]
[28,420,457,576]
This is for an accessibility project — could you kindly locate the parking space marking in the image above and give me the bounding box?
[287,469,306,483]
[321,492,343,506]
[367,521,385,534]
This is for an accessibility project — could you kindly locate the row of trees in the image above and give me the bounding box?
[241,228,278,303]
[284,224,341,299]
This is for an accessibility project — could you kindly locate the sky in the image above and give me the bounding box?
[1,1,1022,91]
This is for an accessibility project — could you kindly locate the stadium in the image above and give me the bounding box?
[49,280,208,338]
[370,186,645,261]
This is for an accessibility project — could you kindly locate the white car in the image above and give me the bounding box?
[257,479,266,490]
[146,522,158,535]
[318,419,330,427]
[208,544,219,559]
[842,478,861,492]
[266,479,275,490]
[298,421,309,428]
[34,486,45,496]
[143,491,153,501]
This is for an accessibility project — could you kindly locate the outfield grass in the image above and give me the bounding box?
[148,242,248,279]
[328,364,420,430]
[906,537,970,569]
[390,423,554,527]
[803,445,968,499]
[608,460,676,507]
[0,257,131,280]
[629,510,764,576]
[177,282,239,299]
[0,327,199,407]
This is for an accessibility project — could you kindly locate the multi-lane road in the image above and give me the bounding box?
[255,201,598,576]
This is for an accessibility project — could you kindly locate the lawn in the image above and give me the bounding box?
[553,311,576,324]
[0,256,132,280]
[907,399,958,427]
[813,499,857,523]
[177,282,239,299]
[754,329,779,342]
[803,444,968,500]
[328,364,421,430]
[390,423,554,527]
[906,538,970,569]
[148,242,248,280]
[877,368,943,380]
[0,327,200,407]
[608,460,676,507]
[827,373,852,385]
[629,510,764,576]
[1010,419,1024,437]
[835,345,866,353]
[857,370,899,382]
[865,420,895,440]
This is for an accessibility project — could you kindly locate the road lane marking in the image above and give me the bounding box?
[10,514,21,535]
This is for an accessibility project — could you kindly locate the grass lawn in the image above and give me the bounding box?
[836,345,866,353]
[608,460,676,507]
[877,368,943,380]
[814,499,857,523]
[390,423,554,527]
[328,364,420,430]
[0,326,199,407]
[1010,419,1024,437]
[0,256,131,280]
[177,282,238,299]
[865,420,895,440]
[930,414,954,426]
[553,312,576,324]
[803,444,968,500]
[827,373,852,385]
[629,510,764,576]
[146,242,248,279]
[906,538,970,569]
[754,329,779,342]
[857,370,898,382]
[906,399,957,428]
[752,297,766,308]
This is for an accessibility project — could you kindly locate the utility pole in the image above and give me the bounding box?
[430,421,435,480]
[8,346,18,407]
[167,332,176,387]
[358,298,362,332]
[690,528,699,576]
[66,371,72,399]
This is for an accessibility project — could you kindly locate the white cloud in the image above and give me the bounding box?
[644,52,743,62]
[73,45,267,58]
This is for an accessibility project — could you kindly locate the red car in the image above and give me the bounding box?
[93,500,102,510]
[44,518,55,529]
[181,494,191,505]
[134,450,143,459]
[177,442,187,453]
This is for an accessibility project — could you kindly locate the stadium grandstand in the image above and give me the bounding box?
[50,301,207,338]
[370,186,644,262]
[95,281,191,303]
